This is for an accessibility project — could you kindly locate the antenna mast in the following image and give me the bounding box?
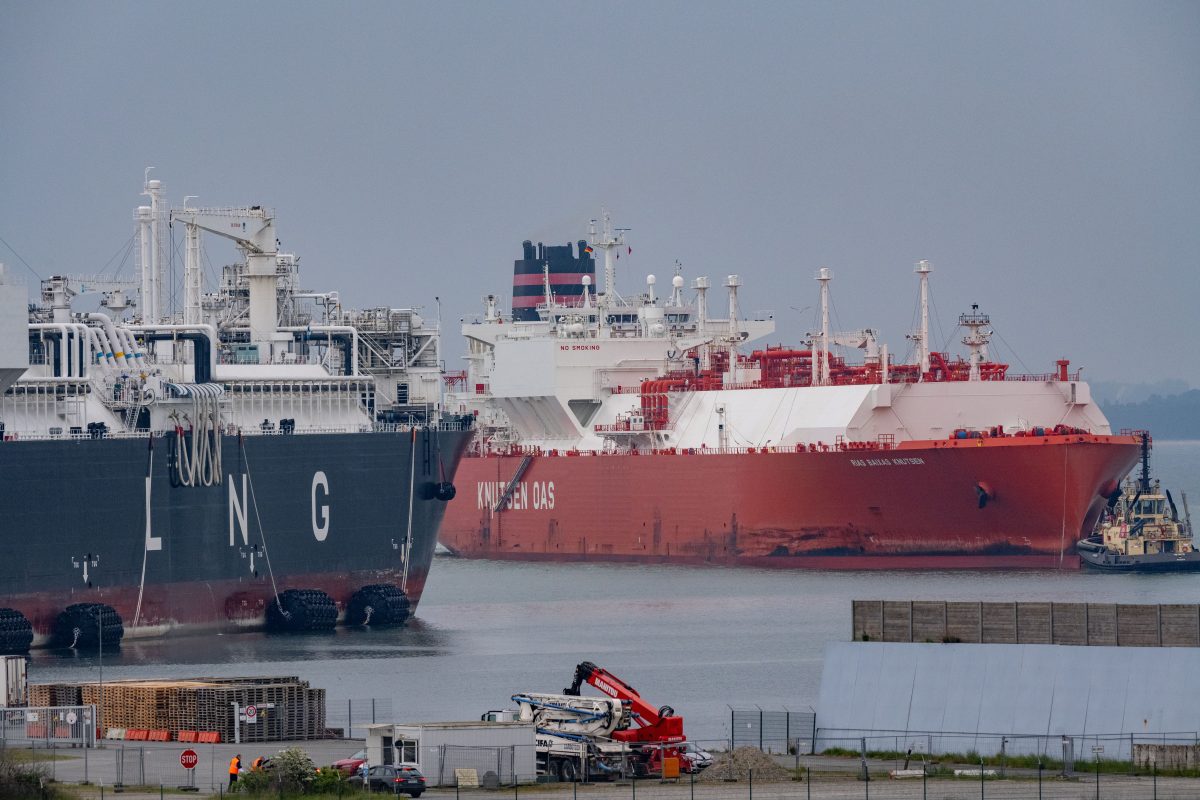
[912,260,932,380]
[816,267,831,386]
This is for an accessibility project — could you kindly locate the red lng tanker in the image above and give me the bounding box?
[439,217,1139,569]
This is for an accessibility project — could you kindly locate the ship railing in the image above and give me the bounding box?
[1004,370,1083,382]
[606,370,1085,396]
[1,420,469,442]
[466,427,1117,459]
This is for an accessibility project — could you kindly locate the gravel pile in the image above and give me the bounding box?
[696,747,793,783]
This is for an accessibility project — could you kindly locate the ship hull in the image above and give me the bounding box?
[439,434,1140,569]
[0,426,472,643]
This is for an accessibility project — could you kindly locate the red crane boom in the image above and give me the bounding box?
[563,661,685,746]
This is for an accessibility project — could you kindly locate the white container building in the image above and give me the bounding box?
[365,721,536,786]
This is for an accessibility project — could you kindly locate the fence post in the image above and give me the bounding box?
[749,767,753,799]
[348,699,352,737]
[1153,763,1157,800]
[1038,762,1043,800]
[979,756,984,800]
[758,708,763,751]
[84,742,89,785]
[922,765,927,800]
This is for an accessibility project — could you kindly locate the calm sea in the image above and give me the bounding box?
[28,441,1200,741]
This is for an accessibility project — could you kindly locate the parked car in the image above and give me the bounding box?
[332,749,367,775]
[679,742,714,773]
[349,764,426,796]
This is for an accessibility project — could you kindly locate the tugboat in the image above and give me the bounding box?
[1077,432,1199,572]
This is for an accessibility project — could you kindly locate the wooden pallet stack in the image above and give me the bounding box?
[30,676,325,742]
[27,683,84,707]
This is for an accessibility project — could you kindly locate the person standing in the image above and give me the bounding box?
[229,753,242,788]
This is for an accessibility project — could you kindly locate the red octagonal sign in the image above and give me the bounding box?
[180,749,199,770]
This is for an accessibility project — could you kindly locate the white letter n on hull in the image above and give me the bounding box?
[229,474,249,546]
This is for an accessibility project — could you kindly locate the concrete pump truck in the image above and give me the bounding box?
[485,661,690,781]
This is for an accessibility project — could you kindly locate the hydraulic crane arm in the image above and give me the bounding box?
[563,661,683,744]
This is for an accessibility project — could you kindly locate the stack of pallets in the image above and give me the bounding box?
[27,683,83,707]
[31,676,325,742]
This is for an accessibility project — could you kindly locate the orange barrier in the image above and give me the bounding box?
[125,729,148,741]
[197,731,221,743]
[177,730,198,742]
[147,730,169,741]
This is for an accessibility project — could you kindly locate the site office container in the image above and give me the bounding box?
[365,721,536,786]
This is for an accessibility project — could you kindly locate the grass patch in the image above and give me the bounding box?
[817,748,1200,779]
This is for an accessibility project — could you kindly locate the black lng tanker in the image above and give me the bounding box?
[0,176,471,652]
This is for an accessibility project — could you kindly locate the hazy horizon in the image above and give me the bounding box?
[2,1,1197,385]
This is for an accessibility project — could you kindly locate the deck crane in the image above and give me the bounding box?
[488,661,692,781]
[169,205,284,362]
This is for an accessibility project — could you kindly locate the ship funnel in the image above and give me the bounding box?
[511,239,595,322]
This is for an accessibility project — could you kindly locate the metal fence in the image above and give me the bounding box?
[5,739,1200,798]
[327,697,394,738]
[0,704,96,747]
[733,708,818,754]
[816,730,1200,763]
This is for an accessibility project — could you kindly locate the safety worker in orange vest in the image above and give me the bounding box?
[252,755,265,771]
[229,754,242,787]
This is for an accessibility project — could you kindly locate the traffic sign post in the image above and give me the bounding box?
[232,701,276,743]
[179,748,199,792]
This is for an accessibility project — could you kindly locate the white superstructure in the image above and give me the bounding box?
[448,225,1112,454]
[0,264,28,397]
[1,174,448,443]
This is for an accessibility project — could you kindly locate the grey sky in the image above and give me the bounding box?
[2,1,1197,384]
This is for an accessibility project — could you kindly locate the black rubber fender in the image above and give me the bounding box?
[0,608,33,654]
[346,583,411,627]
[266,589,338,633]
[54,603,124,649]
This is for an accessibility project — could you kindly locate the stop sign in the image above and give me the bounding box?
[180,749,199,770]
